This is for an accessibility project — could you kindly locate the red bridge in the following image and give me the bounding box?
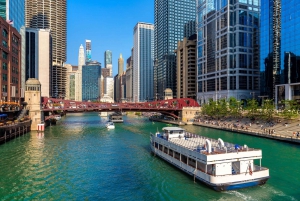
[42,97,199,119]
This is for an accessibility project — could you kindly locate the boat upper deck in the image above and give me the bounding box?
[154,127,259,156]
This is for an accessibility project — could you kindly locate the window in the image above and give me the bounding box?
[2,51,8,59]
[2,29,8,38]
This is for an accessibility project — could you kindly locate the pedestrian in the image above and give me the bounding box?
[269,129,270,134]
[297,132,299,138]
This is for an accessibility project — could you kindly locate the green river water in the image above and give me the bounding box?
[0,113,299,200]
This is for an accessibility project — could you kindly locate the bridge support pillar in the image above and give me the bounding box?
[24,78,44,130]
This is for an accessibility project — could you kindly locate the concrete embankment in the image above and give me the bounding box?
[149,117,186,126]
[193,121,300,144]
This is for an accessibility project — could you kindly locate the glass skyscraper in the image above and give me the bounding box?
[0,0,25,31]
[197,0,260,103]
[154,0,196,99]
[260,0,300,99]
[133,22,154,102]
[82,62,101,101]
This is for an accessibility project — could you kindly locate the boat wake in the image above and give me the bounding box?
[224,185,298,201]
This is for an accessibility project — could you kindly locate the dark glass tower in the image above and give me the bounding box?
[260,0,300,99]
[154,0,196,99]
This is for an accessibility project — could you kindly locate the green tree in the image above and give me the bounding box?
[261,99,275,122]
[246,99,258,120]
[280,100,299,122]
[228,97,242,118]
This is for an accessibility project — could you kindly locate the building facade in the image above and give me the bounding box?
[25,28,51,97]
[0,0,25,31]
[260,0,300,101]
[0,18,21,102]
[65,64,77,100]
[154,0,196,99]
[75,44,84,101]
[133,22,154,102]
[85,40,91,64]
[126,55,133,102]
[104,77,114,101]
[197,0,260,104]
[25,0,67,98]
[104,50,112,76]
[175,34,197,99]
[82,61,101,101]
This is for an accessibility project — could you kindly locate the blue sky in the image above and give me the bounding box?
[67,0,154,76]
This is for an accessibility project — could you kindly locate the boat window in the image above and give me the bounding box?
[179,131,182,134]
[170,131,173,134]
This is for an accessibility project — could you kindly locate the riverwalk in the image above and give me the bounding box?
[193,117,300,144]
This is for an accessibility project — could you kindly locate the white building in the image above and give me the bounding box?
[75,44,84,101]
[25,28,51,97]
[104,77,114,101]
[133,22,154,102]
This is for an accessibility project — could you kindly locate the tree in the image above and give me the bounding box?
[261,99,275,122]
[228,97,242,118]
[280,100,299,122]
[246,99,258,120]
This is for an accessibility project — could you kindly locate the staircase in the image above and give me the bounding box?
[16,109,28,121]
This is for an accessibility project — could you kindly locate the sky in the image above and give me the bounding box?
[67,0,154,76]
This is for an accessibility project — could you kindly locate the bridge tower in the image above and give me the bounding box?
[25,78,44,130]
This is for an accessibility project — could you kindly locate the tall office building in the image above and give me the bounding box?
[25,28,51,97]
[154,0,196,99]
[118,54,124,75]
[65,64,77,100]
[75,44,84,101]
[0,0,25,31]
[85,40,92,63]
[197,0,260,103]
[133,22,154,102]
[104,50,112,76]
[25,0,67,98]
[126,54,133,102]
[261,0,300,102]
[175,34,197,99]
[82,61,101,101]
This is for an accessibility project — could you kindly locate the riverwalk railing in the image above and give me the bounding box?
[193,120,300,144]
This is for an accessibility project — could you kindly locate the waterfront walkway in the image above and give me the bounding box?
[193,117,300,144]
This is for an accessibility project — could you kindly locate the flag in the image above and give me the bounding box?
[6,19,13,25]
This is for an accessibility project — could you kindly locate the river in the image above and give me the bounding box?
[0,113,299,200]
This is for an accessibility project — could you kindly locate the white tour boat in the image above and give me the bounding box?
[150,127,269,191]
[106,122,115,129]
[54,115,61,121]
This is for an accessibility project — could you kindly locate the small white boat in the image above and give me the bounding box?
[106,122,115,129]
[54,115,61,121]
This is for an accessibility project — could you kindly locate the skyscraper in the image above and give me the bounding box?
[25,28,51,97]
[118,54,124,75]
[25,0,67,98]
[133,22,154,102]
[75,44,84,101]
[197,0,260,103]
[85,40,92,63]
[154,0,196,99]
[104,50,112,76]
[0,0,25,31]
[82,61,101,101]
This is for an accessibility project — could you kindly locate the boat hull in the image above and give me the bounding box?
[151,145,269,191]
